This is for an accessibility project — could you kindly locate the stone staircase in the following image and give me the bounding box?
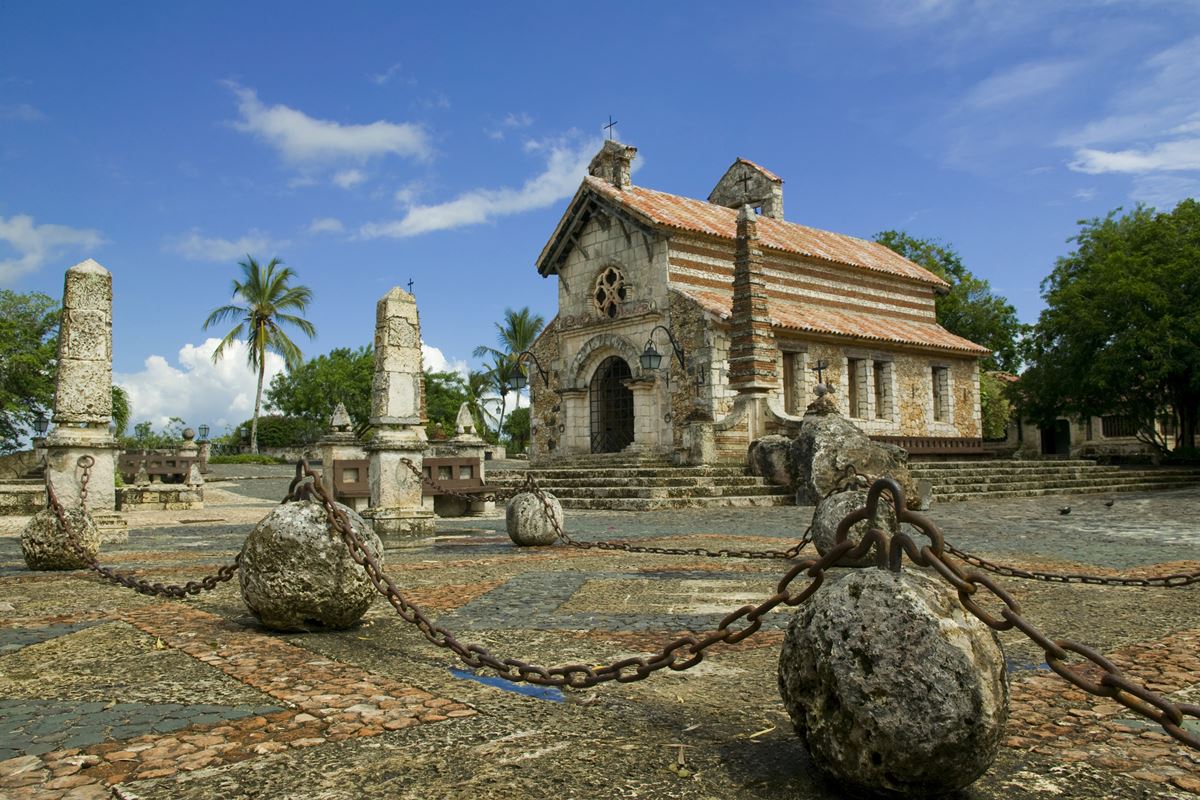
[0,478,47,516]
[910,459,1200,502]
[487,454,793,511]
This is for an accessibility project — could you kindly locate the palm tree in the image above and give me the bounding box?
[473,307,545,410]
[464,370,498,440]
[203,256,315,453]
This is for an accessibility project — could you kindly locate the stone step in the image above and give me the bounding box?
[487,475,769,490]
[911,463,1117,476]
[931,477,1197,496]
[0,483,47,515]
[524,484,792,500]
[928,470,1200,488]
[911,459,1099,469]
[489,466,748,481]
[559,494,794,511]
[934,480,1195,502]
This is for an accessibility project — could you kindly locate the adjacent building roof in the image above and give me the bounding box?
[678,287,991,355]
[576,176,949,288]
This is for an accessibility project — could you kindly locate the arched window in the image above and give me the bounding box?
[592,266,628,319]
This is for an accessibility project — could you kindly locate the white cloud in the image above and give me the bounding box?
[0,214,105,284]
[360,135,597,239]
[486,111,534,140]
[114,338,286,433]
[226,81,430,163]
[1073,187,1097,201]
[332,168,367,188]
[0,103,45,122]
[1059,35,1200,196]
[307,217,345,235]
[169,229,287,262]
[421,341,468,377]
[370,62,415,87]
[1069,138,1200,174]
[964,60,1081,109]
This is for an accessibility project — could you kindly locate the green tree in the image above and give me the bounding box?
[0,290,58,453]
[473,306,545,410]
[111,385,131,437]
[203,256,316,454]
[423,371,468,439]
[1020,201,1200,451]
[979,373,1014,440]
[266,346,373,430]
[874,231,1025,372]
[502,406,530,453]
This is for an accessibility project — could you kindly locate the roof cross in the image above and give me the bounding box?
[407,278,414,294]
[739,171,754,204]
[604,115,618,140]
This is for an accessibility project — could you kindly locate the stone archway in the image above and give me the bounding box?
[589,356,634,453]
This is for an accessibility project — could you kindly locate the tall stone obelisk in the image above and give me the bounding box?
[44,259,126,541]
[362,286,435,537]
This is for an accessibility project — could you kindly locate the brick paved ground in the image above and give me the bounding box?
[1,469,1198,798]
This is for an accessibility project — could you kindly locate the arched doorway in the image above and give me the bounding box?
[589,356,634,453]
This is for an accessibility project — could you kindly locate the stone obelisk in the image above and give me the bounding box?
[44,259,126,541]
[362,287,435,536]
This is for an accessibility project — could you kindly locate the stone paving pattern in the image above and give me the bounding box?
[0,468,1197,798]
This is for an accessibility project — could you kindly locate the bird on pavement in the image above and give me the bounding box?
[1105,499,1115,507]
[1058,506,1071,515]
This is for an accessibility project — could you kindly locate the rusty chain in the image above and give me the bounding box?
[291,459,843,687]
[841,478,1200,751]
[44,456,240,598]
[941,542,1200,588]
[400,457,812,560]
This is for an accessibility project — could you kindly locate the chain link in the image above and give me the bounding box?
[942,542,1200,588]
[44,457,241,598]
[400,457,812,560]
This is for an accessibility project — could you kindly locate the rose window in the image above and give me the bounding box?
[592,267,628,319]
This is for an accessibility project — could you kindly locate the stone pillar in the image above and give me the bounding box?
[437,402,492,516]
[362,287,435,536]
[728,206,778,394]
[178,428,205,497]
[44,259,126,542]
[560,388,589,455]
[625,378,661,450]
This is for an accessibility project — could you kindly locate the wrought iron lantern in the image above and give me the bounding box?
[640,325,686,372]
[506,350,550,392]
[33,410,49,437]
[198,424,210,441]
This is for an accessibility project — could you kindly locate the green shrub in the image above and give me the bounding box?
[207,454,289,465]
[232,415,324,448]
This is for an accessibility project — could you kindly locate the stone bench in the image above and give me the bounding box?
[330,459,370,512]
[421,457,495,517]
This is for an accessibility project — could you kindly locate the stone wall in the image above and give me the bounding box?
[528,319,561,459]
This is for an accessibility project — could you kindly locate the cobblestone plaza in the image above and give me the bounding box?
[2,465,1198,799]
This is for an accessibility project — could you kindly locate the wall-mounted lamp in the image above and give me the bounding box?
[507,350,551,391]
[639,325,686,372]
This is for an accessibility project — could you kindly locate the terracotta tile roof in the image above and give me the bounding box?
[735,157,782,183]
[677,286,991,356]
[584,176,949,289]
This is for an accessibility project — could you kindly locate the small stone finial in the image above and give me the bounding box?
[454,402,475,436]
[182,428,196,442]
[329,402,352,432]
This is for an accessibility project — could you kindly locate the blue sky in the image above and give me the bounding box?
[2,1,1198,432]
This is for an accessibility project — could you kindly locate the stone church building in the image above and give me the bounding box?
[527,141,990,464]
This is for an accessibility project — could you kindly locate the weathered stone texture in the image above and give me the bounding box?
[788,407,916,506]
[746,434,791,486]
[529,318,561,459]
[21,508,100,570]
[778,568,1008,796]
[239,500,383,631]
[810,487,897,567]
[506,492,562,546]
[53,260,113,425]
[370,288,425,426]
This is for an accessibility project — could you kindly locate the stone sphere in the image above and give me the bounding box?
[506,492,563,546]
[811,488,897,568]
[778,568,1008,796]
[239,500,383,631]
[182,427,196,441]
[21,508,101,570]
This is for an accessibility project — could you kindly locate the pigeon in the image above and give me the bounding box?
[1105,499,1115,507]
[1058,506,1071,515]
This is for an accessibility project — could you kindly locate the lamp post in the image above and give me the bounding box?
[32,410,49,453]
[197,424,211,473]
